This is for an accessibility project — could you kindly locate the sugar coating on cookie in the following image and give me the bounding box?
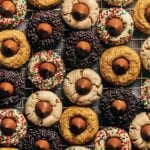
[99,88,139,127]
[0,30,31,69]
[25,90,62,127]
[63,68,103,105]
[129,112,150,149]
[94,127,131,150]
[64,30,101,69]
[141,37,150,70]
[97,8,134,45]
[0,108,27,146]
[61,0,99,30]
[59,106,99,145]
[105,0,132,6]
[140,79,150,110]
[66,146,90,150]
[133,0,150,35]
[28,50,65,90]
[0,68,24,107]
[0,0,27,30]
[22,127,62,150]
[100,46,141,86]
[28,0,60,8]
[26,10,64,51]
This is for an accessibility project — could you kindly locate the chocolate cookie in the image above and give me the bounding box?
[63,68,103,106]
[28,50,65,90]
[26,10,65,51]
[100,46,141,86]
[140,79,150,110]
[0,109,27,146]
[64,30,101,69]
[99,88,139,127]
[22,127,62,150]
[0,68,24,107]
[59,106,99,145]
[0,0,27,30]
[129,112,150,149]
[105,0,132,6]
[97,8,134,45]
[25,90,62,127]
[28,0,60,9]
[140,37,150,70]
[61,0,99,30]
[133,0,150,35]
[0,30,31,69]
[94,127,132,150]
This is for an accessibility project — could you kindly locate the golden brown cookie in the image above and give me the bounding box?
[59,106,99,145]
[133,0,150,35]
[100,46,141,86]
[28,0,60,8]
[0,148,18,150]
[0,30,31,69]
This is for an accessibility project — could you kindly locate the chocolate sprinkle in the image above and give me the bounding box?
[99,88,139,127]
[63,30,101,69]
[0,68,24,107]
[26,10,65,51]
[22,127,62,150]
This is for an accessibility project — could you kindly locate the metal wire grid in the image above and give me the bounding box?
[14,0,150,149]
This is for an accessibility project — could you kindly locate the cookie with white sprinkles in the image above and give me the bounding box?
[28,50,65,90]
[97,7,134,45]
[0,108,27,146]
[0,0,27,30]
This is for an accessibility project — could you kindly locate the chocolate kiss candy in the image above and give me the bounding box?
[107,18,124,36]
[72,3,89,21]
[70,116,87,134]
[35,139,50,150]
[111,99,127,115]
[75,78,92,95]
[141,124,150,142]
[1,117,16,136]
[0,1,16,17]
[112,57,129,75]
[39,62,56,79]
[35,101,52,118]
[106,137,122,150]
[76,41,92,57]
[1,40,18,57]
[37,23,53,39]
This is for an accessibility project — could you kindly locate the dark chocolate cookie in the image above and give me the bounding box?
[99,88,139,127]
[64,30,101,69]
[26,10,65,51]
[0,68,24,107]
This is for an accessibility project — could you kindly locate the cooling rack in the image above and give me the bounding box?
[14,0,150,149]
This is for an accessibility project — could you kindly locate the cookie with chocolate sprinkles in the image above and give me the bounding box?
[26,10,65,51]
[22,127,62,150]
[0,68,24,107]
[64,30,101,69]
[99,88,139,127]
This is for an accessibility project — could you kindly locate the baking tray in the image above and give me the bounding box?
[14,0,150,149]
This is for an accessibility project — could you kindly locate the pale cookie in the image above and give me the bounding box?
[59,106,99,145]
[25,90,62,127]
[0,149,18,150]
[140,79,150,110]
[129,112,150,150]
[28,0,60,8]
[100,46,141,86]
[0,30,31,69]
[61,0,99,30]
[66,146,89,150]
[105,0,132,6]
[140,37,150,70]
[94,127,132,150]
[63,68,103,106]
[133,0,150,35]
